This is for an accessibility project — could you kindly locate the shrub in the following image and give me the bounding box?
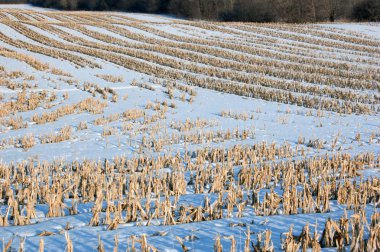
[352,0,380,21]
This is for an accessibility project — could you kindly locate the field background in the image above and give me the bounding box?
[0,4,379,252]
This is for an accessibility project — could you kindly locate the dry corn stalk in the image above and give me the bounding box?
[98,235,105,252]
[39,238,44,252]
[176,236,189,252]
[214,234,222,252]
[137,235,148,252]
[113,234,118,252]
[281,225,301,252]
[3,238,12,252]
[244,226,251,252]
[65,232,73,252]
[253,230,274,252]
[225,235,236,252]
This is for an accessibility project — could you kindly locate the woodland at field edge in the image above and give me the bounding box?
[1,0,379,22]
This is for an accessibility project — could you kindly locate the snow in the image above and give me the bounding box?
[84,25,144,45]
[0,23,38,44]
[118,13,180,23]
[0,4,51,11]
[320,22,380,40]
[0,6,379,251]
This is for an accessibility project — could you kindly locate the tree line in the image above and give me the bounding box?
[0,0,29,3]
[2,0,380,22]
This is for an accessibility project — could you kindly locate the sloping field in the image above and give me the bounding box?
[0,5,379,252]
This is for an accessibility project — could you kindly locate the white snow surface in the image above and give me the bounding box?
[0,6,379,252]
[320,22,380,39]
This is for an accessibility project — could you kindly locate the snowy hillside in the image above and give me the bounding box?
[0,4,379,252]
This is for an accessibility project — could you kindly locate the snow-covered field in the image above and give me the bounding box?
[0,4,379,252]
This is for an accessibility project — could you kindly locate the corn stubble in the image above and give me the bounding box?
[0,143,378,250]
[1,10,378,114]
[0,7,379,252]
